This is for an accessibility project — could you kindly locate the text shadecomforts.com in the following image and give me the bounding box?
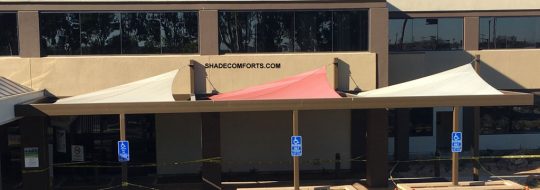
[204,63,281,69]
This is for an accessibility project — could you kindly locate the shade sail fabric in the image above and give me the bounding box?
[210,67,341,101]
[55,70,178,104]
[357,64,502,97]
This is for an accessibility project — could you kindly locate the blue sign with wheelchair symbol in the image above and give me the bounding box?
[118,141,130,162]
[451,132,462,153]
[291,136,302,157]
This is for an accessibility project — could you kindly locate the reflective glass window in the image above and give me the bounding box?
[218,11,258,53]
[294,11,332,52]
[481,106,540,134]
[161,12,198,54]
[39,11,198,56]
[480,17,540,49]
[256,11,295,53]
[389,18,463,51]
[219,10,368,53]
[121,12,162,54]
[40,13,81,55]
[80,13,121,54]
[0,13,19,56]
[333,11,369,51]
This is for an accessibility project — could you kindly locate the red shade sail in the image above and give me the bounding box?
[210,67,341,101]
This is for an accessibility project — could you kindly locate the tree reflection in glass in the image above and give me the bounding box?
[121,12,162,54]
[0,13,19,56]
[333,11,368,51]
[294,11,332,52]
[218,11,258,53]
[40,13,81,55]
[257,11,294,53]
[161,12,198,54]
[80,13,121,55]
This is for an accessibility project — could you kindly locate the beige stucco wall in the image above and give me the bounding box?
[0,57,32,88]
[0,52,376,97]
[389,49,540,90]
[472,49,540,89]
[387,0,540,12]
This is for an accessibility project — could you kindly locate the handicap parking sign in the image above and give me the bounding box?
[118,141,130,162]
[451,132,462,153]
[291,136,302,157]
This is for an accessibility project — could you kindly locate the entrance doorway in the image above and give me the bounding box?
[435,107,462,154]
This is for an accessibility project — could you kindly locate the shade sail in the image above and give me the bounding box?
[356,64,502,97]
[55,70,178,104]
[210,67,340,101]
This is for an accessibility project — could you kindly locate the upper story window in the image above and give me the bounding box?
[39,11,198,56]
[480,17,540,49]
[389,18,463,51]
[218,10,368,54]
[0,13,19,56]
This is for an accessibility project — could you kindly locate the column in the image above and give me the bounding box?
[199,10,219,55]
[464,17,480,51]
[366,109,388,187]
[201,112,221,190]
[17,11,41,58]
[20,116,50,190]
[369,8,389,88]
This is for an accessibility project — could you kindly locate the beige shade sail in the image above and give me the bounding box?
[356,63,502,97]
[55,70,179,104]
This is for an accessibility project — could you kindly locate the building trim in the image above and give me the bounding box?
[0,2,385,11]
[390,10,540,18]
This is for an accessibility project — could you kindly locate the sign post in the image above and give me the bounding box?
[451,107,461,186]
[292,110,300,190]
[119,114,128,188]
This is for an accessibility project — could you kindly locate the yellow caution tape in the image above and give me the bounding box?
[50,154,540,169]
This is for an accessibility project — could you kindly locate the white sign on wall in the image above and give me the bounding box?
[24,147,39,168]
[71,145,84,162]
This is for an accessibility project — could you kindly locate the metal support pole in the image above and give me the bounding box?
[472,55,481,181]
[293,110,300,190]
[452,107,460,186]
[333,58,339,90]
[189,60,196,101]
[119,114,128,188]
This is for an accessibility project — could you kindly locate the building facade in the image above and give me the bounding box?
[0,0,539,189]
